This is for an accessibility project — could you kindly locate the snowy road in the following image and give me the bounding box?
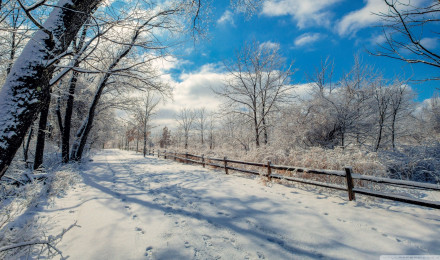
[43,149,440,259]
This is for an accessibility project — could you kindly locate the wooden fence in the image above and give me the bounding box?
[144,149,440,210]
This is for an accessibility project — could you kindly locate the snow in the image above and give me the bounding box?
[35,149,439,259]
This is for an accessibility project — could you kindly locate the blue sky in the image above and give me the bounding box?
[151,0,439,128]
[175,0,438,95]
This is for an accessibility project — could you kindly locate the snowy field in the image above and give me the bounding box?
[37,149,439,259]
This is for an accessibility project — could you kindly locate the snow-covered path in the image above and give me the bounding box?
[43,149,439,259]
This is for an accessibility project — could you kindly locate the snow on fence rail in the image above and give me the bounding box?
[144,149,440,210]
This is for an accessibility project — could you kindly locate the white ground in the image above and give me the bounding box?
[39,149,439,259]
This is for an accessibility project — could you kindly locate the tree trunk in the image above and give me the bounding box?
[34,89,51,170]
[262,118,268,145]
[375,123,384,152]
[61,24,88,162]
[0,0,101,180]
[62,71,80,162]
[23,127,33,164]
[391,113,397,150]
[261,102,268,145]
[55,93,64,147]
[254,110,260,147]
[143,130,147,157]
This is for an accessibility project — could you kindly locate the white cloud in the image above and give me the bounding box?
[336,0,426,37]
[259,41,280,50]
[369,34,387,45]
[217,10,235,26]
[420,37,438,49]
[294,33,323,47]
[154,64,226,129]
[261,0,343,28]
[291,83,316,100]
[336,0,387,36]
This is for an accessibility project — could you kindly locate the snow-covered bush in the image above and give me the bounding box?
[381,142,440,184]
[0,154,81,259]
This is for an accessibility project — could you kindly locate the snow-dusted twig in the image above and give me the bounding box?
[0,221,79,259]
[1,175,25,186]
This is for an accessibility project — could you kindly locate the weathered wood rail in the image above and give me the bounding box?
[145,149,440,210]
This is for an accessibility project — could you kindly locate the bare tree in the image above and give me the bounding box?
[374,0,440,79]
[308,56,335,95]
[0,1,30,76]
[60,22,91,163]
[388,80,414,149]
[207,113,216,149]
[195,107,208,146]
[176,108,195,149]
[217,40,294,147]
[139,92,159,157]
[70,5,176,161]
[370,77,391,151]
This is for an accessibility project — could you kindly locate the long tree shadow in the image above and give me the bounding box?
[80,172,334,259]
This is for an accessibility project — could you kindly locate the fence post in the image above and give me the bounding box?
[158,150,160,158]
[202,154,205,168]
[224,157,228,174]
[344,167,356,201]
[267,160,272,181]
[174,152,177,161]
[152,149,154,156]
[164,150,167,159]
[185,152,188,164]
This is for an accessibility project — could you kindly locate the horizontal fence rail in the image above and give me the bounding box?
[144,149,440,210]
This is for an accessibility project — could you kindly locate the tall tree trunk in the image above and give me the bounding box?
[0,0,101,180]
[62,71,80,162]
[143,121,147,157]
[391,113,397,150]
[34,89,51,170]
[55,92,64,150]
[254,109,260,147]
[136,128,139,153]
[375,122,384,152]
[262,118,268,145]
[143,131,147,157]
[261,102,268,145]
[61,24,88,163]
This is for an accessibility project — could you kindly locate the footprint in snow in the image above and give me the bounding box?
[202,235,212,247]
[145,246,153,257]
[257,251,266,259]
[135,227,145,234]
